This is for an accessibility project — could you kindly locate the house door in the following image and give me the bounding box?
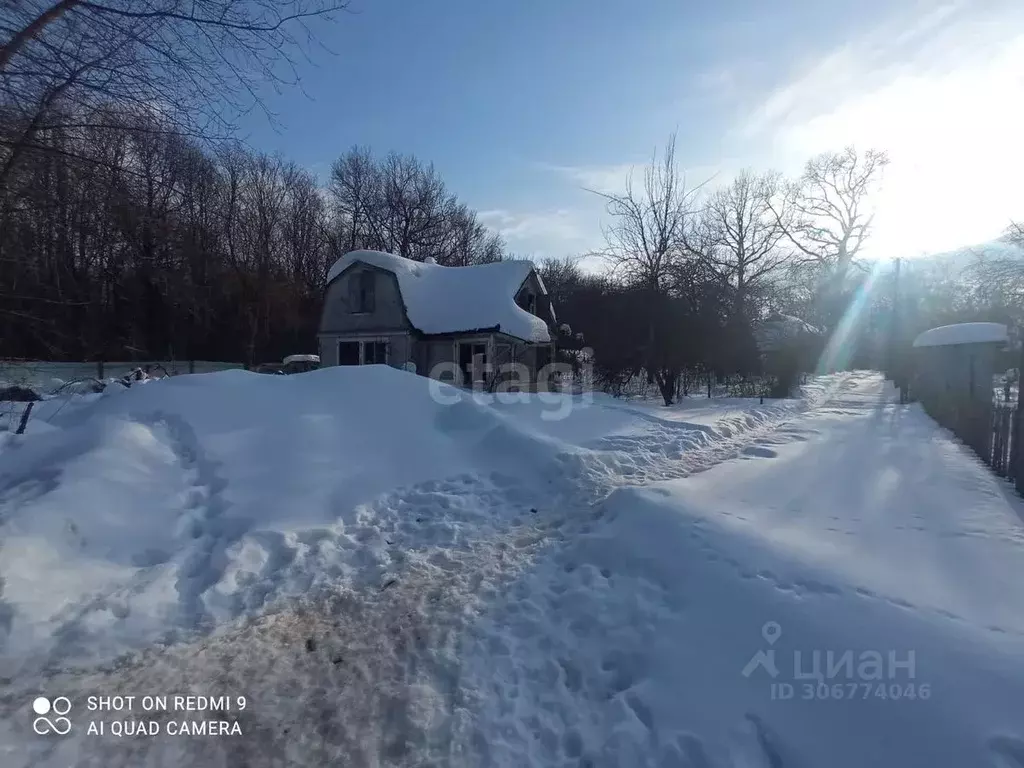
[338,341,360,366]
[363,340,389,365]
[457,342,488,387]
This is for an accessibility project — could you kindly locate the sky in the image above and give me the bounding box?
[242,0,1024,263]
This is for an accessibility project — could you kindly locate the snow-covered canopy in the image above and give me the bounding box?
[754,313,823,353]
[912,322,1008,348]
[326,250,551,343]
[282,354,319,365]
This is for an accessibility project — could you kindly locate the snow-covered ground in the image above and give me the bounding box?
[462,373,1024,767]
[1,368,1022,766]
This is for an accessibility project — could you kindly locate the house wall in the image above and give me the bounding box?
[319,263,409,335]
[318,332,414,368]
[419,336,495,382]
[417,334,535,378]
[514,271,555,324]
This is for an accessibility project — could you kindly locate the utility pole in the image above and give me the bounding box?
[1013,325,1024,491]
[892,258,904,402]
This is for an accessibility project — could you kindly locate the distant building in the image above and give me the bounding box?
[910,322,1010,462]
[911,322,1008,404]
[753,313,824,396]
[753,313,823,354]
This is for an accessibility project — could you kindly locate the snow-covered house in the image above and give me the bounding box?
[318,250,556,386]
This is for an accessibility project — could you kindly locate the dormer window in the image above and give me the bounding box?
[526,293,537,315]
[351,270,376,313]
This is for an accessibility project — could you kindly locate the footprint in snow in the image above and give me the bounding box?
[989,735,1024,768]
[741,445,778,459]
[793,578,842,596]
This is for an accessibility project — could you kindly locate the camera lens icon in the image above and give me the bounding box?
[32,696,72,736]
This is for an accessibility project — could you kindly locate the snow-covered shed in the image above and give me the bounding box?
[911,322,1008,403]
[753,313,823,354]
[752,313,825,396]
[318,250,556,386]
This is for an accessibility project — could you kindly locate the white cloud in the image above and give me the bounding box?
[694,66,738,94]
[478,208,603,259]
[540,159,731,198]
[739,0,1024,258]
[537,162,641,195]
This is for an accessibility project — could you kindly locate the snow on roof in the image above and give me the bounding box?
[912,322,1008,348]
[754,313,823,352]
[326,250,551,343]
[283,354,319,365]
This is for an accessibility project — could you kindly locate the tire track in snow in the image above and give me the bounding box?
[0,506,552,768]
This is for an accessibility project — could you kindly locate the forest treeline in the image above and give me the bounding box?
[0,111,509,364]
[2,1,1023,398]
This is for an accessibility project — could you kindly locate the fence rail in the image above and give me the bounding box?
[921,395,1024,495]
[0,360,243,394]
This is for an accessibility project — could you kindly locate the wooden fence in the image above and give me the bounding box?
[921,395,1024,495]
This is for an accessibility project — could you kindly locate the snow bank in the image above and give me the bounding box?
[0,367,586,669]
[326,250,551,342]
[912,321,1008,348]
[0,366,827,679]
[0,364,862,766]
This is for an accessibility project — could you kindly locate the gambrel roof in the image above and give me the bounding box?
[326,250,552,343]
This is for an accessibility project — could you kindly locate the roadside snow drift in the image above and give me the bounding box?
[0,367,552,675]
[0,366,817,682]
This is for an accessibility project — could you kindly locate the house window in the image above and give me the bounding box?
[364,340,388,365]
[516,290,538,315]
[338,339,389,365]
[351,271,376,313]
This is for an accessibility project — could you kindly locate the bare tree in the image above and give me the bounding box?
[0,0,347,185]
[700,169,790,316]
[967,221,1024,308]
[782,147,889,280]
[1004,221,1024,250]
[538,256,585,308]
[593,134,700,293]
[327,146,506,266]
[592,134,704,404]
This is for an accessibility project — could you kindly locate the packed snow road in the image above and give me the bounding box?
[460,371,1024,767]
[1,368,1022,767]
